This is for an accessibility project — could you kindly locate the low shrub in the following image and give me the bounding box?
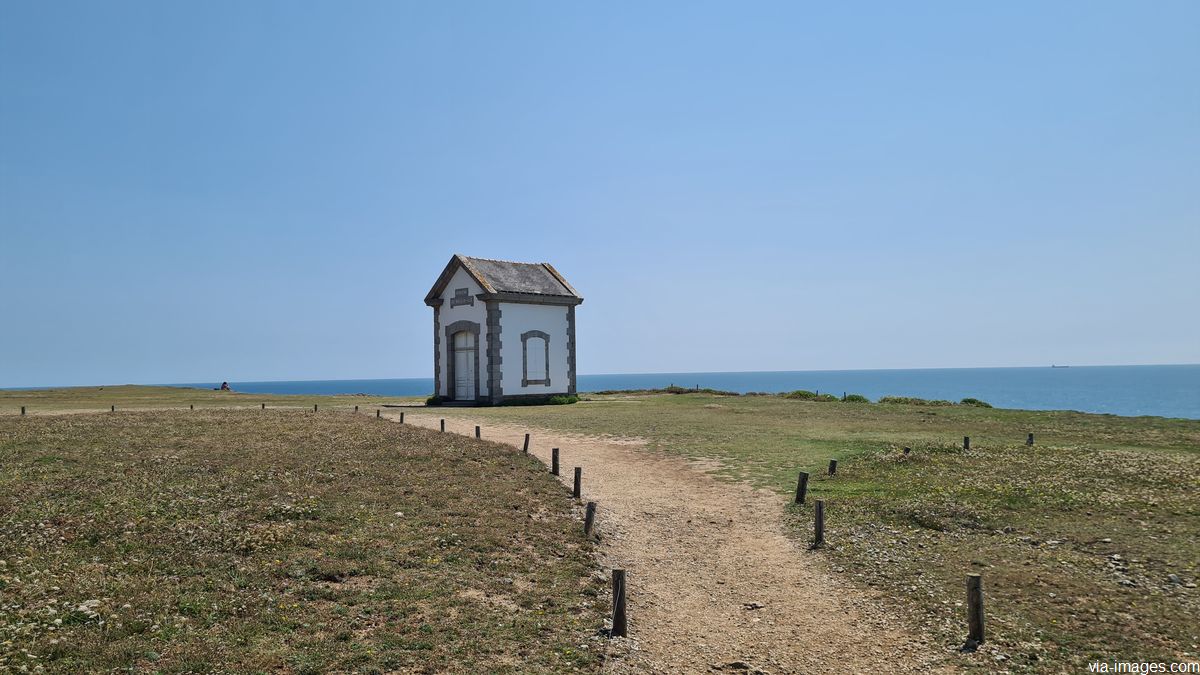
[959,397,993,408]
[878,396,954,406]
[781,390,839,402]
[663,385,741,396]
[591,387,739,396]
[547,395,580,405]
[425,395,443,406]
[842,394,870,403]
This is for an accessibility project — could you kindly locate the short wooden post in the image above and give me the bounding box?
[523,433,530,454]
[376,408,381,418]
[111,405,115,412]
[551,448,560,476]
[399,412,404,423]
[354,405,359,413]
[190,404,194,410]
[573,467,582,498]
[794,471,810,504]
[21,406,26,416]
[903,446,911,455]
[261,403,265,410]
[440,419,445,432]
[1026,432,1034,446]
[827,459,837,476]
[313,404,318,413]
[963,436,970,450]
[475,425,480,439]
[966,573,985,648]
[584,501,597,536]
[813,500,826,547]
[611,569,627,637]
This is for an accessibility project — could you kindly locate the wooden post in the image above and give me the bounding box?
[190,404,194,410]
[523,433,530,454]
[573,467,582,498]
[314,404,318,413]
[966,573,985,647]
[111,405,115,412]
[551,448,560,476]
[399,412,404,423]
[475,425,480,439]
[261,403,265,410]
[354,405,359,413]
[611,569,627,637]
[440,419,445,432]
[813,500,825,547]
[794,471,810,504]
[376,409,381,418]
[584,501,597,536]
[20,406,26,416]
[1026,432,1034,446]
[963,436,970,450]
[828,459,837,476]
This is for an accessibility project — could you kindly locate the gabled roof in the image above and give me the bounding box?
[425,254,583,306]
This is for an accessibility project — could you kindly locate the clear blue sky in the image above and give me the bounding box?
[2,1,1197,388]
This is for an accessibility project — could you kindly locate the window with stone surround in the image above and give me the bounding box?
[521,330,550,386]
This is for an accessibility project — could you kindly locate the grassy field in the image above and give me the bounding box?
[3,386,1198,671]
[425,391,1200,671]
[0,402,604,673]
[2,384,416,414]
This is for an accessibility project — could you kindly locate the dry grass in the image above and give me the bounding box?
[798,440,1200,671]
[0,408,604,673]
[1,385,415,414]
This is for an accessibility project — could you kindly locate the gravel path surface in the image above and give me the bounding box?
[399,412,950,674]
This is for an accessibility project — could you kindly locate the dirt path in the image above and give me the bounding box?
[396,412,948,674]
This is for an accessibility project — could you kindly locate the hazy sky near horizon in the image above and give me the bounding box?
[2,2,1198,387]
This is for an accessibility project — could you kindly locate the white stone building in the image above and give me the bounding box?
[424,255,582,404]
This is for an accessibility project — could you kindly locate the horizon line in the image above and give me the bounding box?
[4,362,1198,391]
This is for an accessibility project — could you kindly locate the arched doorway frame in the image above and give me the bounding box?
[444,320,481,401]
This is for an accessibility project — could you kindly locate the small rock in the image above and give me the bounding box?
[744,602,765,610]
[1168,574,1182,585]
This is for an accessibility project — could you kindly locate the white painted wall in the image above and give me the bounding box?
[437,267,488,398]
[498,302,570,395]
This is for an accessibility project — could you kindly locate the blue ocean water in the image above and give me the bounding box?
[173,364,1200,419]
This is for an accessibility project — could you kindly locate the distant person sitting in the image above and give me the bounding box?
[220,381,231,391]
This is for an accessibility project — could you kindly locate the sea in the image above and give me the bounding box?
[173,364,1200,420]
